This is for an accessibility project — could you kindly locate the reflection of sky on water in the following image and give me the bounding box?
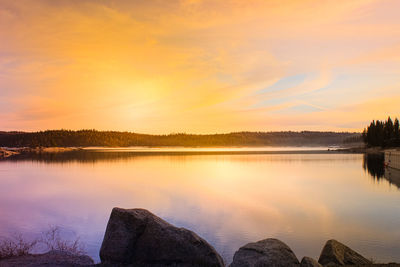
[0,152,400,264]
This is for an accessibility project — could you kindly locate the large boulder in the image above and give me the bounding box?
[229,238,300,267]
[0,250,94,267]
[318,239,372,266]
[300,257,322,267]
[99,208,224,266]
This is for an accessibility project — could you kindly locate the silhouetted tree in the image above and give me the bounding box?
[394,118,400,146]
[363,116,400,147]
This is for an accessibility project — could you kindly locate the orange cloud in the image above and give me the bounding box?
[0,0,399,132]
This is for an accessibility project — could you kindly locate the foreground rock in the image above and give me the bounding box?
[0,250,94,267]
[229,238,300,267]
[318,239,372,266]
[100,207,224,266]
[301,257,322,267]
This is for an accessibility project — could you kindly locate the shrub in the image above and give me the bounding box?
[0,234,37,259]
[0,226,85,260]
[40,226,85,255]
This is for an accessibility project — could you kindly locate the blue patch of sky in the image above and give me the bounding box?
[309,71,389,107]
[310,74,350,95]
[250,68,393,113]
[255,73,307,95]
[259,80,336,113]
[251,72,320,109]
[250,73,308,109]
[270,104,323,114]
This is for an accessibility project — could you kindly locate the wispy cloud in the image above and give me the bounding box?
[0,0,399,133]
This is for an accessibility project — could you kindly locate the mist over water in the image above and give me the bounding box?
[0,148,399,263]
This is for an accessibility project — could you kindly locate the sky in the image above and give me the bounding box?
[0,0,399,134]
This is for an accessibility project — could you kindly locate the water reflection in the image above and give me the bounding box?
[363,153,385,179]
[4,148,335,164]
[363,153,400,189]
[1,152,400,264]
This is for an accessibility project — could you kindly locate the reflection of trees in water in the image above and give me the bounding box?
[363,153,385,179]
[363,153,400,189]
[3,150,342,164]
[3,151,147,164]
[2,150,280,164]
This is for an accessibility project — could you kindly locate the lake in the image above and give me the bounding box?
[0,148,399,264]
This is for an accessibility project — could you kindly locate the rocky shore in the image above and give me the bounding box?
[0,147,82,159]
[1,208,399,267]
[0,148,19,159]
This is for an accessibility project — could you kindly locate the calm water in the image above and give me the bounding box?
[0,148,400,264]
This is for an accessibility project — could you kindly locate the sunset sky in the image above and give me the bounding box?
[1,0,399,133]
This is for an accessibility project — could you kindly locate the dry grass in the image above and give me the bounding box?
[0,226,85,260]
[40,226,85,255]
[0,234,37,259]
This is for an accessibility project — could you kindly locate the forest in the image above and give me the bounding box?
[0,130,359,148]
[362,117,400,147]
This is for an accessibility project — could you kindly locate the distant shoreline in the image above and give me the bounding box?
[0,130,362,148]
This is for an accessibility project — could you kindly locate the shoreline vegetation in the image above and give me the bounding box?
[0,130,365,159]
[0,146,370,161]
[4,118,400,159]
[362,117,400,148]
[0,130,361,148]
[1,120,395,163]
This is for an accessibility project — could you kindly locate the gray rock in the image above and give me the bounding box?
[0,250,94,267]
[229,238,300,267]
[301,256,322,267]
[99,208,224,266]
[318,239,372,266]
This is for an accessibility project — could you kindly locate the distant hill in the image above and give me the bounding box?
[0,130,361,148]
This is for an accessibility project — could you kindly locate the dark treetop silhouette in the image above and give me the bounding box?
[363,117,400,148]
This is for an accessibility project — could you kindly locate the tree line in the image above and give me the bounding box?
[0,130,358,148]
[362,117,400,147]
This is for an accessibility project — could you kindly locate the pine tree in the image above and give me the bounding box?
[384,117,394,146]
[394,118,400,146]
[363,117,400,147]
